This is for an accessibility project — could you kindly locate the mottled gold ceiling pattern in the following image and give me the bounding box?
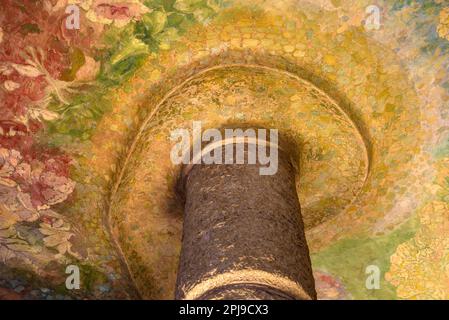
[90,5,425,299]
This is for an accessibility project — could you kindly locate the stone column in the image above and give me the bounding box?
[175,138,316,300]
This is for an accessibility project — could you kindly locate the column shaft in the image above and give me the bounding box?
[176,143,316,300]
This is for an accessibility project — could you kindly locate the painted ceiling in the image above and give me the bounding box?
[0,0,448,300]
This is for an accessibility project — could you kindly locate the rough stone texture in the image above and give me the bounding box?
[176,145,316,300]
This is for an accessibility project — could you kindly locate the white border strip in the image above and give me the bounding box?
[181,269,313,300]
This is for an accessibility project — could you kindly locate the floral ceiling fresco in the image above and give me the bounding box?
[0,0,448,300]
